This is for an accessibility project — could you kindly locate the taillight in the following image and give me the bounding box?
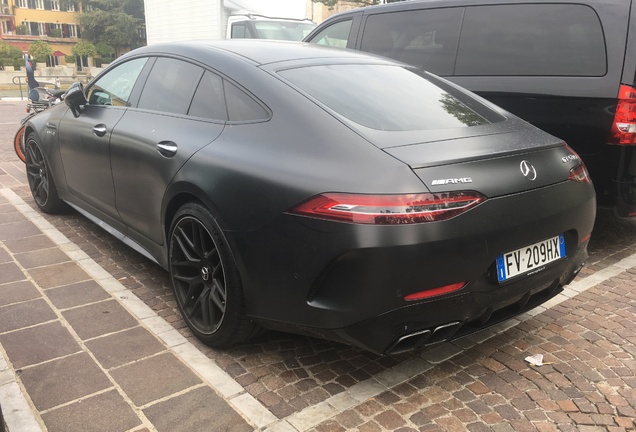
[608,84,636,145]
[404,282,466,301]
[569,162,591,183]
[289,191,485,224]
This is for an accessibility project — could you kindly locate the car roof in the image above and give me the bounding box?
[317,0,629,19]
[123,40,393,68]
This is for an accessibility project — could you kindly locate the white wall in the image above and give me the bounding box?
[144,0,224,45]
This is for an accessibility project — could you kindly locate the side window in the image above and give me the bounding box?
[456,4,607,76]
[360,8,463,75]
[87,57,148,107]
[137,57,204,115]
[224,81,269,122]
[189,71,228,121]
[307,19,352,48]
[231,22,246,38]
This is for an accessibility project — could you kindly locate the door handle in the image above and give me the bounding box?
[92,124,107,137]
[157,141,178,158]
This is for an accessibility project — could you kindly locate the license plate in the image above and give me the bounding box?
[496,234,566,282]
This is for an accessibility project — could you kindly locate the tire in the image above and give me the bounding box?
[25,133,66,214]
[14,125,26,163]
[169,202,260,347]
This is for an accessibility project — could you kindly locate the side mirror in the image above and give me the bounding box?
[64,82,87,118]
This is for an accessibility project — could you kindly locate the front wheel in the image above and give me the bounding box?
[169,203,260,347]
[25,133,66,213]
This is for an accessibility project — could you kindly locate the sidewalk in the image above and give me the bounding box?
[0,170,269,431]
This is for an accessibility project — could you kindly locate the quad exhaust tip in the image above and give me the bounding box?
[387,321,462,355]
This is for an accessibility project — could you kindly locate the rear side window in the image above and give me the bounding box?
[224,81,270,122]
[360,8,463,75]
[456,4,607,76]
[189,71,228,121]
[138,57,204,115]
[307,19,353,48]
[231,23,248,38]
[280,64,493,131]
[189,72,268,122]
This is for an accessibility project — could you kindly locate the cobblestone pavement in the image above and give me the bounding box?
[1,99,635,431]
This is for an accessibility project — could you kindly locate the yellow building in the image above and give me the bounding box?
[0,0,81,64]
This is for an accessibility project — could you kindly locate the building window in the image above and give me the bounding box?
[17,0,28,7]
[36,0,44,9]
[49,0,60,11]
[48,22,62,37]
[22,21,35,35]
[1,20,8,35]
[68,24,77,37]
[37,22,45,35]
[66,2,75,12]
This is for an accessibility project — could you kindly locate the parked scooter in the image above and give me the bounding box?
[14,86,65,163]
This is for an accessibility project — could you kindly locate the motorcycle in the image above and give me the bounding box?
[14,86,66,163]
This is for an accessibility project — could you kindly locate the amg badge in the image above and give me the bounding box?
[431,177,473,186]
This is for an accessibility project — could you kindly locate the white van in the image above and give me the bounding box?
[227,14,316,41]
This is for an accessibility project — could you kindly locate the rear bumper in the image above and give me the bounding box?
[333,245,585,354]
[231,180,595,354]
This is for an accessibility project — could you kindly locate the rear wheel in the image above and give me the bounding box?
[169,203,260,347]
[25,133,66,213]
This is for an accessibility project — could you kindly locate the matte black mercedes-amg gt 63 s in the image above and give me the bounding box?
[23,41,596,355]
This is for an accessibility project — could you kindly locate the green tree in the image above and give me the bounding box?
[0,40,24,70]
[95,42,114,58]
[75,0,145,57]
[28,40,53,63]
[72,39,97,57]
[72,39,97,70]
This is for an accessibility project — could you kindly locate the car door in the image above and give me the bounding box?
[110,58,227,245]
[57,57,148,219]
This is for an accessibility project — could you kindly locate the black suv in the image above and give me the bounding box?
[305,0,636,217]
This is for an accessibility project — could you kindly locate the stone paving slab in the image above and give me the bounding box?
[0,321,81,369]
[39,389,143,432]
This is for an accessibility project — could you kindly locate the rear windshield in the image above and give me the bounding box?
[279,64,495,131]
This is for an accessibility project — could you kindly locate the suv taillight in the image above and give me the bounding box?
[288,192,485,224]
[609,84,636,145]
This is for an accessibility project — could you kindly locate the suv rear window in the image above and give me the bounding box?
[456,4,607,76]
[279,64,494,131]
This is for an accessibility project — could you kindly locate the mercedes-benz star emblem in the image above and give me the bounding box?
[520,160,537,181]
[201,266,210,281]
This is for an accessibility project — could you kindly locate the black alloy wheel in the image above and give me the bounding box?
[169,203,258,346]
[25,134,65,213]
